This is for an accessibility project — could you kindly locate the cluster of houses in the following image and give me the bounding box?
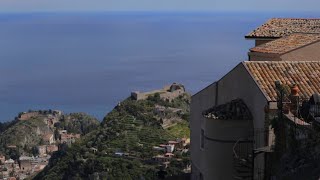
[59,130,81,146]
[191,18,320,180]
[40,129,80,147]
[1,110,82,179]
[0,154,50,180]
[0,129,81,179]
[152,138,190,169]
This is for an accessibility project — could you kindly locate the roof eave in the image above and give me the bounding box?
[280,38,320,55]
[245,36,280,40]
[249,50,282,56]
[242,61,272,102]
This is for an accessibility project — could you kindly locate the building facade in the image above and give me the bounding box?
[191,61,320,179]
[248,33,320,61]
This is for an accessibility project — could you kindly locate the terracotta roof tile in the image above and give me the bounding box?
[250,33,320,54]
[203,99,253,120]
[246,18,320,38]
[244,61,320,101]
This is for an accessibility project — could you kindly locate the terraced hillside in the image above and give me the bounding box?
[35,93,191,180]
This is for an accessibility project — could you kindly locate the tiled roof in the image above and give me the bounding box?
[246,18,320,38]
[244,61,320,101]
[250,33,320,54]
[203,99,253,120]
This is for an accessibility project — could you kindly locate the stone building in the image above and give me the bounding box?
[38,145,58,157]
[131,83,185,101]
[0,154,5,164]
[38,145,47,157]
[46,145,58,154]
[19,156,32,173]
[60,133,81,145]
[18,111,39,120]
[42,133,55,145]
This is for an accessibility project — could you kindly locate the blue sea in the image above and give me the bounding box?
[0,11,318,121]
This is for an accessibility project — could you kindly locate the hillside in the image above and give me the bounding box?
[0,111,99,161]
[0,120,18,133]
[35,92,191,180]
[56,112,101,135]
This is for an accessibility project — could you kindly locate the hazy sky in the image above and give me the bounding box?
[0,0,318,12]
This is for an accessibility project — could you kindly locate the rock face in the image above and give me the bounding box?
[203,99,253,120]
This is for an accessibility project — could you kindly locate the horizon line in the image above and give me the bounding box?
[0,9,319,14]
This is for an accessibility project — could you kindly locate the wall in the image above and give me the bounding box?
[190,63,269,180]
[216,63,268,179]
[160,89,184,101]
[190,82,217,180]
[248,52,281,61]
[20,160,32,172]
[255,39,273,46]
[131,86,185,101]
[217,63,267,129]
[0,156,5,164]
[281,41,320,61]
[131,92,146,100]
[19,112,39,120]
[249,41,320,62]
[204,118,252,179]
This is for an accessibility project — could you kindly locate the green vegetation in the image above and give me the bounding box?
[0,111,99,160]
[55,113,100,135]
[35,93,191,180]
[167,121,190,138]
[0,120,18,133]
[0,117,46,158]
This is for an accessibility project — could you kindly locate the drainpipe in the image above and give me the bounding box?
[215,81,219,106]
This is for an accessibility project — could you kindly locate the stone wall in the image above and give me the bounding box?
[131,83,185,101]
[20,160,32,172]
[19,112,39,120]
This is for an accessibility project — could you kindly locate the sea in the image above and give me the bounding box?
[0,11,319,121]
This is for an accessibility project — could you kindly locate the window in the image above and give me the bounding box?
[200,129,204,149]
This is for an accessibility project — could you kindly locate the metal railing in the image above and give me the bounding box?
[233,128,275,180]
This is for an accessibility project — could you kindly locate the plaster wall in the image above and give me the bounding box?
[248,52,281,61]
[190,82,217,179]
[281,41,320,61]
[255,39,273,46]
[190,63,269,180]
[203,118,252,180]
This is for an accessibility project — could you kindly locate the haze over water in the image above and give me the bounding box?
[0,12,318,121]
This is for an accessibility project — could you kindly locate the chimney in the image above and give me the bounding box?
[290,84,300,115]
[291,84,300,97]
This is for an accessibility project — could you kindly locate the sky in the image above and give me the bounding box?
[0,0,318,13]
